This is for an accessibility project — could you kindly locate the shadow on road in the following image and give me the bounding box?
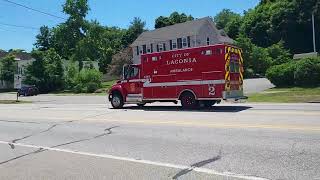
[121,105,252,113]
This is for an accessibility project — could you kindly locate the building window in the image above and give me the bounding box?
[182,38,187,47]
[163,43,166,51]
[151,44,153,53]
[207,37,210,45]
[136,46,139,55]
[187,36,191,47]
[142,45,147,54]
[172,40,177,49]
[170,40,173,50]
[177,38,182,49]
[158,44,163,52]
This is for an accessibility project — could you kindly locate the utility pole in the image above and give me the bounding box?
[312,13,316,53]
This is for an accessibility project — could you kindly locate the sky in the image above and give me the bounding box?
[0,0,260,52]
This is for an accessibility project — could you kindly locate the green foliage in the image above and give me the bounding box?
[48,0,89,59]
[154,12,194,29]
[266,42,291,66]
[266,62,296,87]
[63,0,89,21]
[24,49,64,92]
[266,57,320,87]
[240,0,320,53]
[224,15,242,39]
[244,68,255,79]
[65,61,79,89]
[121,17,146,47]
[44,49,65,90]
[294,58,320,87]
[73,68,102,93]
[235,35,292,77]
[251,46,273,75]
[214,9,241,28]
[34,26,52,51]
[0,55,16,82]
[72,21,125,73]
[24,51,46,91]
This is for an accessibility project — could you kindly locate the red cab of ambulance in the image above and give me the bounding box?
[108,44,246,109]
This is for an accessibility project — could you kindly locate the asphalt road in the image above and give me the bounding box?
[0,100,319,180]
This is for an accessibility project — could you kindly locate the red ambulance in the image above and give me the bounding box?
[108,44,246,109]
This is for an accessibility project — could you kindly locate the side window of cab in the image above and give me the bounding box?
[127,66,139,79]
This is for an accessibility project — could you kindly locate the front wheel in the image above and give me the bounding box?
[111,93,124,109]
[180,92,198,109]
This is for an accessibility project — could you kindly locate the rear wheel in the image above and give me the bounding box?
[137,103,146,107]
[111,93,124,109]
[204,101,216,108]
[180,92,198,109]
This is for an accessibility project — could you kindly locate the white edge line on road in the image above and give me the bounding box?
[0,140,268,180]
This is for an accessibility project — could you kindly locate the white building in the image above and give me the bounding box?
[130,17,234,64]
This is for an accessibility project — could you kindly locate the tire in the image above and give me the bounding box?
[137,103,146,107]
[180,92,198,109]
[111,93,124,109]
[204,101,216,108]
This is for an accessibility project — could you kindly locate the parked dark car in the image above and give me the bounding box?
[18,86,39,96]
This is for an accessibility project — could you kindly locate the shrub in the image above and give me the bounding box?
[266,62,296,87]
[294,58,320,87]
[86,82,99,93]
[244,68,255,79]
[74,69,102,93]
[266,57,320,87]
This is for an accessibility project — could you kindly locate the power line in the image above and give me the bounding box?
[0,21,38,30]
[0,0,66,20]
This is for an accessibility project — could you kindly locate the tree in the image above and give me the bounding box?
[63,0,89,22]
[266,41,291,66]
[235,35,291,77]
[44,49,65,91]
[224,15,242,39]
[0,55,16,83]
[51,0,89,58]
[107,47,132,77]
[72,21,125,73]
[24,51,47,91]
[154,12,194,29]
[24,49,64,92]
[240,0,320,54]
[214,9,241,29]
[34,26,52,51]
[155,16,171,29]
[122,17,146,47]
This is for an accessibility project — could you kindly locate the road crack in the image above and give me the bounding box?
[1,126,119,165]
[171,149,222,179]
[7,111,116,149]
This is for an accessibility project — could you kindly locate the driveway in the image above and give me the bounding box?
[243,78,275,95]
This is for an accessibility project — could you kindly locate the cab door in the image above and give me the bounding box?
[123,65,143,102]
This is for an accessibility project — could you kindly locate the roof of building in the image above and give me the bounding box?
[0,51,33,61]
[131,17,234,47]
